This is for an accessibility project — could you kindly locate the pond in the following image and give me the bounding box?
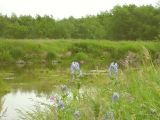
[0,90,51,120]
[0,66,97,120]
[0,66,67,120]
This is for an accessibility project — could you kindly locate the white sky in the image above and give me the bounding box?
[0,0,158,19]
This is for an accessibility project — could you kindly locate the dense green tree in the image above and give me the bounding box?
[53,18,75,38]
[105,5,160,40]
[0,4,159,40]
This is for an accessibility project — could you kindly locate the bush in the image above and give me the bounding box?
[74,52,88,61]
[0,50,12,62]
[10,47,25,59]
[70,42,101,56]
[0,79,10,94]
[46,51,57,60]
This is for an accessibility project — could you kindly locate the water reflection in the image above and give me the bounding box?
[0,85,97,120]
[0,96,5,119]
[0,66,97,120]
[0,66,65,120]
[0,90,52,120]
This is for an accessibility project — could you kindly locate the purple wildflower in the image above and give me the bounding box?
[70,61,81,80]
[108,62,118,78]
[58,101,65,110]
[74,110,80,119]
[50,96,55,102]
[112,92,120,102]
[61,85,68,92]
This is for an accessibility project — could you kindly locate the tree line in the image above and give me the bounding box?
[0,4,160,40]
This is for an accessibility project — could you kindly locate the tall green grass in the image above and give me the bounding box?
[0,80,10,95]
[18,64,160,120]
[0,39,160,69]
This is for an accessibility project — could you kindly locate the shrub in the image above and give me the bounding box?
[74,52,88,61]
[0,50,12,62]
[10,47,25,59]
[70,43,101,55]
[46,51,57,60]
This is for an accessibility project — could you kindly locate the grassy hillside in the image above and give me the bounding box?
[0,39,160,69]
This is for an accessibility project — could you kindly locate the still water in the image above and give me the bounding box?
[0,66,95,120]
[1,90,51,120]
[0,66,69,120]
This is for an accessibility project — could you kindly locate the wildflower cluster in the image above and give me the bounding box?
[108,62,118,79]
[112,92,120,103]
[50,85,81,119]
[70,61,82,80]
[50,93,64,110]
[50,62,120,119]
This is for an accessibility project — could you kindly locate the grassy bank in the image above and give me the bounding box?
[0,79,10,96]
[0,39,160,69]
[19,65,160,120]
[0,39,160,119]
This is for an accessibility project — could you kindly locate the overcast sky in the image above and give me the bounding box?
[0,0,158,19]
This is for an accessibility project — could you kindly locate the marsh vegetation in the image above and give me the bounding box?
[0,40,160,120]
